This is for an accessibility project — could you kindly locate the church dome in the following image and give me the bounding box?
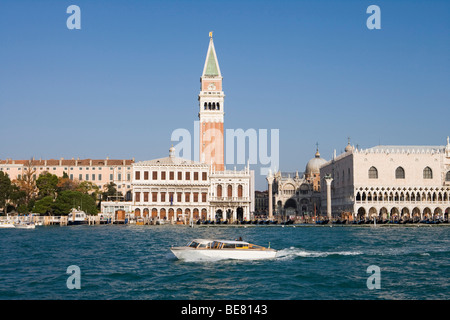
[305,148,327,176]
[345,138,354,152]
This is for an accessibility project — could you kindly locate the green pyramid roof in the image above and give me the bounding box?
[204,47,219,76]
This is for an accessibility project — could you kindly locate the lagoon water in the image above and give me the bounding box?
[0,224,449,300]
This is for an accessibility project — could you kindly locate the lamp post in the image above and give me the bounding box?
[266,170,274,220]
[324,174,333,221]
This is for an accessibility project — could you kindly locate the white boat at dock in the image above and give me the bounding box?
[170,239,277,261]
[14,222,36,229]
[0,220,15,228]
[67,208,88,225]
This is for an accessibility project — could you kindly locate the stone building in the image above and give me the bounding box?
[320,138,450,221]
[0,157,135,198]
[269,148,326,221]
[254,190,269,215]
[129,146,252,222]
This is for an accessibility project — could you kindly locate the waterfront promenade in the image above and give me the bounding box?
[1,215,449,227]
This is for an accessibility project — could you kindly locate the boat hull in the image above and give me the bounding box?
[14,224,35,229]
[68,221,88,225]
[0,223,15,228]
[170,247,277,261]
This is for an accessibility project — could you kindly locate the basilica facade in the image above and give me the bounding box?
[270,148,326,221]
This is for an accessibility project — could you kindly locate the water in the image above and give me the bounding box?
[0,224,449,300]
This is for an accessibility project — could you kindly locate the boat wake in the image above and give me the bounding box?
[275,247,363,260]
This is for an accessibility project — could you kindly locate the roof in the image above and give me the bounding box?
[134,156,208,167]
[202,37,221,77]
[0,159,134,166]
[192,239,250,245]
[361,145,445,154]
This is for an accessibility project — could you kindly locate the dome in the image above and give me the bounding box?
[345,138,354,152]
[345,143,353,152]
[305,149,327,176]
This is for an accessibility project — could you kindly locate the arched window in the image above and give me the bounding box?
[238,185,243,199]
[368,167,378,179]
[217,185,222,197]
[423,167,433,179]
[208,102,212,110]
[447,171,450,181]
[217,102,220,110]
[204,102,207,110]
[395,167,405,179]
[212,102,216,110]
[227,185,233,198]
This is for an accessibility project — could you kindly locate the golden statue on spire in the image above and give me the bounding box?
[209,31,213,38]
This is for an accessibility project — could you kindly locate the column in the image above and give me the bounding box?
[266,171,274,220]
[325,175,333,220]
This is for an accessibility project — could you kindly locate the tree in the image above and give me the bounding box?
[53,190,98,215]
[57,176,79,193]
[0,171,13,213]
[12,159,37,207]
[33,196,55,215]
[76,181,99,195]
[36,172,58,198]
[101,182,122,201]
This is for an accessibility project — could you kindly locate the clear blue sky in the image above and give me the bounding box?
[0,0,449,190]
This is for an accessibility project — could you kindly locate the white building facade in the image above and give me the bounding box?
[320,138,450,221]
[129,147,252,222]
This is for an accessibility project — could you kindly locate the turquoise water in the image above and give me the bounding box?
[0,224,448,300]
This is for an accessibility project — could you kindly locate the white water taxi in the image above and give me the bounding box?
[170,239,277,261]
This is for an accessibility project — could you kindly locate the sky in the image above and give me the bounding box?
[0,0,449,190]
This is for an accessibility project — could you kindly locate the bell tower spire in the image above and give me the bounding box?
[198,32,225,171]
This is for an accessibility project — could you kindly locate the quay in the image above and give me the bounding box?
[0,214,449,227]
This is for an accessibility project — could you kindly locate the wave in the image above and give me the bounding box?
[275,247,363,260]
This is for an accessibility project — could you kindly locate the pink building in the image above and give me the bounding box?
[0,157,134,199]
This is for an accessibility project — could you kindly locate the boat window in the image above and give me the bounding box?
[235,243,248,249]
[222,243,236,249]
[188,241,199,248]
[212,241,221,249]
[198,243,210,248]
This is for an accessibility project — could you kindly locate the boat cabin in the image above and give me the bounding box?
[187,239,267,250]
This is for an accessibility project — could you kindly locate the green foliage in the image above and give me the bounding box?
[0,171,13,210]
[53,190,98,215]
[101,182,122,201]
[33,196,54,215]
[33,191,99,215]
[36,172,58,198]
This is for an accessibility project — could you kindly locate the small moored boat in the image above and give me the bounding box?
[68,208,88,225]
[170,239,277,261]
[0,220,15,228]
[14,222,36,229]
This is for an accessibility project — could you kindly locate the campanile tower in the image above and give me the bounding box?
[198,32,225,171]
